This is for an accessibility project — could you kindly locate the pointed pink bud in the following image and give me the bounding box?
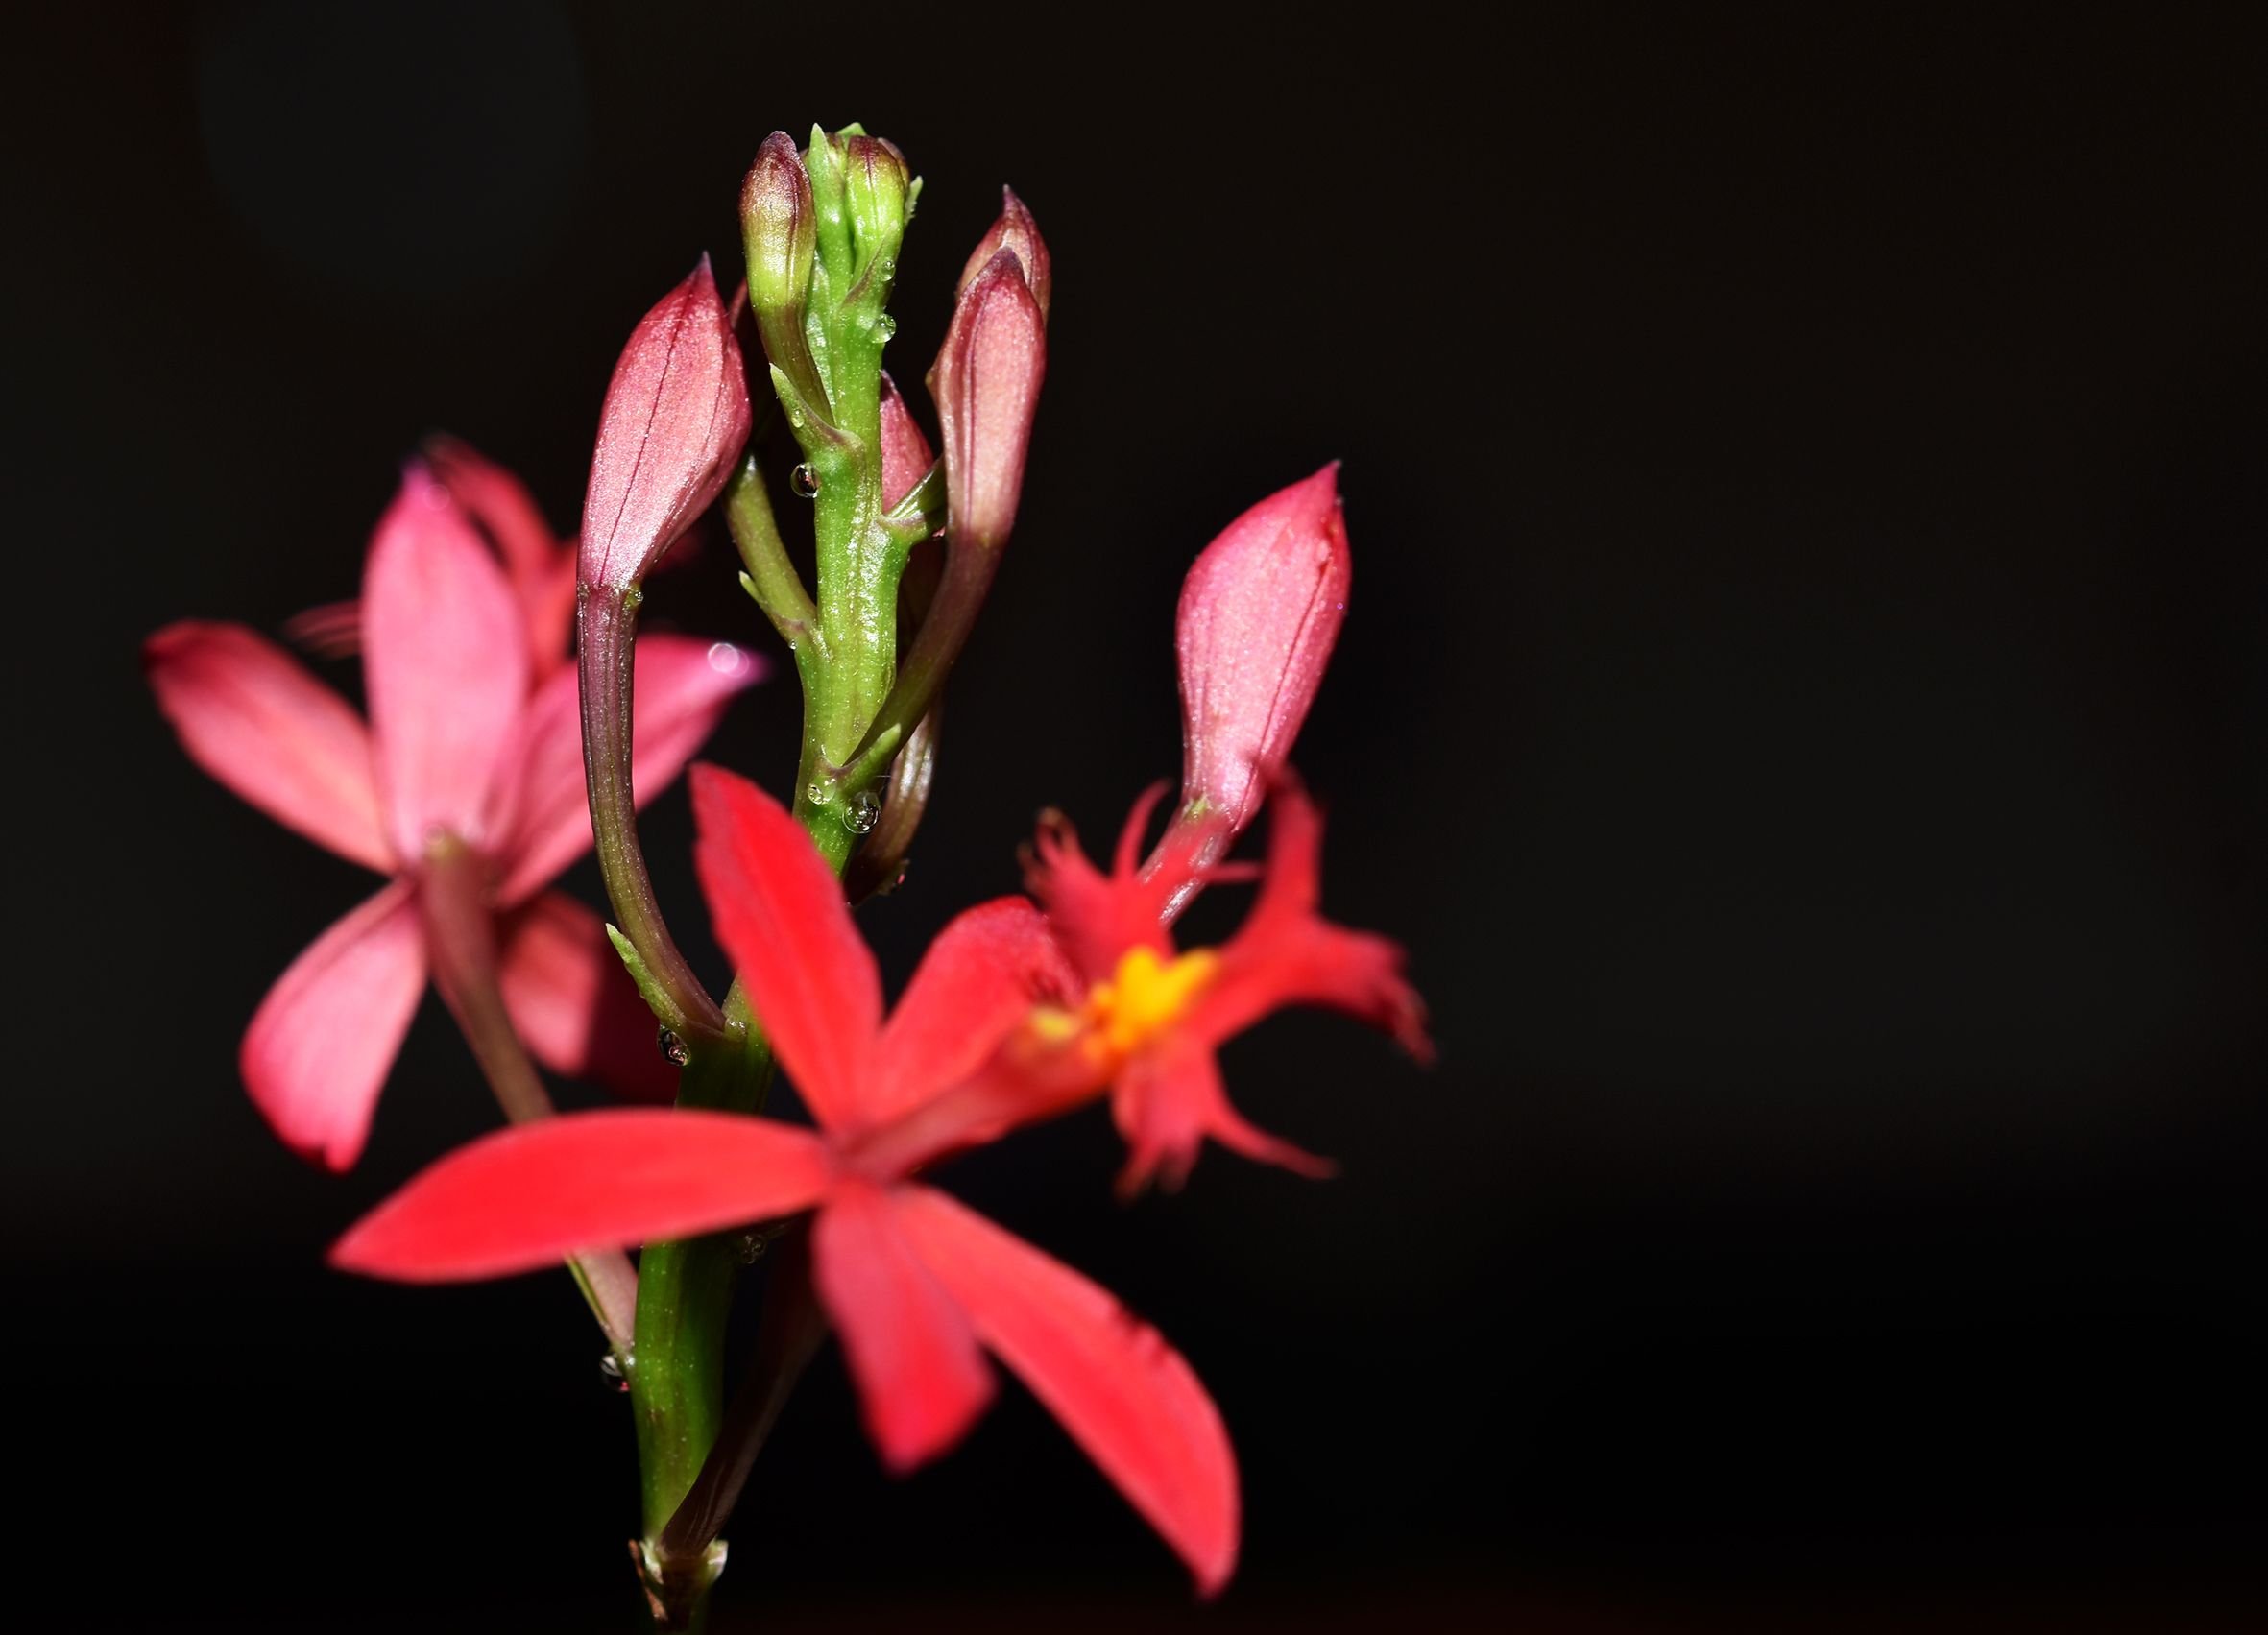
[929,248,1047,552]
[878,372,935,510]
[1175,466,1351,836]
[580,257,752,591]
[957,188,1050,324]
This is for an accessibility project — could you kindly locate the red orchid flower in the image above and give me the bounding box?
[1025,779,1433,1193]
[330,764,1239,1593]
[146,465,763,1168]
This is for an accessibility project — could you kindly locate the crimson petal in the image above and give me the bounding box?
[896,1185,1240,1595]
[331,1110,832,1281]
[811,1179,994,1473]
[871,897,1073,1124]
[689,764,881,1133]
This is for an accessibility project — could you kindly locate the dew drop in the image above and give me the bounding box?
[804,781,833,808]
[737,1233,765,1265]
[840,790,881,834]
[600,1351,633,1392]
[873,313,897,342]
[657,1026,690,1068]
[790,463,820,498]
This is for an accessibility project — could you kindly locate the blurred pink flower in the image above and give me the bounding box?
[147,464,763,1168]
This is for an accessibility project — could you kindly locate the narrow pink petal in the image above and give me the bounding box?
[495,634,763,904]
[871,897,1076,1123]
[689,764,881,1133]
[241,878,425,1171]
[897,1186,1240,1595]
[496,891,677,1103]
[279,599,364,660]
[331,1110,833,1282]
[362,465,531,857]
[811,1179,994,1473]
[422,434,561,592]
[145,621,392,872]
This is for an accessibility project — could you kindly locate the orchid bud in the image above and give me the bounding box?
[929,247,1047,551]
[878,371,935,510]
[802,125,852,286]
[957,188,1051,324]
[842,135,912,283]
[580,258,752,591]
[1175,465,1351,836]
[741,132,815,324]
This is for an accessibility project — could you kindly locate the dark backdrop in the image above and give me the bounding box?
[7,3,2264,1629]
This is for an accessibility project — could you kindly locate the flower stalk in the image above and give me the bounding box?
[420,830,639,1353]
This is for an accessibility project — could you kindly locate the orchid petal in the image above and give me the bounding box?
[241,878,425,1171]
[1112,1046,1332,1196]
[144,621,392,872]
[1196,786,1431,1059]
[812,1179,994,1473]
[422,434,561,591]
[362,465,530,857]
[496,891,677,1103]
[1022,802,1173,984]
[689,765,881,1133]
[897,1185,1240,1595]
[495,635,762,904]
[871,897,1074,1123]
[330,1110,832,1281]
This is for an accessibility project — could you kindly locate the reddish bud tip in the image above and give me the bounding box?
[929,249,1047,552]
[580,257,753,590]
[957,188,1050,323]
[1174,466,1351,836]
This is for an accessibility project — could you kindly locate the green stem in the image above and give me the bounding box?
[419,832,639,1354]
[631,988,772,1515]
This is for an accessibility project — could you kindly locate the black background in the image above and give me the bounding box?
[7,3,2265,1629]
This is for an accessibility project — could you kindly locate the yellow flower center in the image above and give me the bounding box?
[1083,946,1218,1058]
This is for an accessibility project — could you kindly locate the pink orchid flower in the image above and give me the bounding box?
[330,764,1239,1592]
[146,464,763,1169]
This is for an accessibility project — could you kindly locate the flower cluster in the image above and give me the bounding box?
[148,123,1426,1619]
